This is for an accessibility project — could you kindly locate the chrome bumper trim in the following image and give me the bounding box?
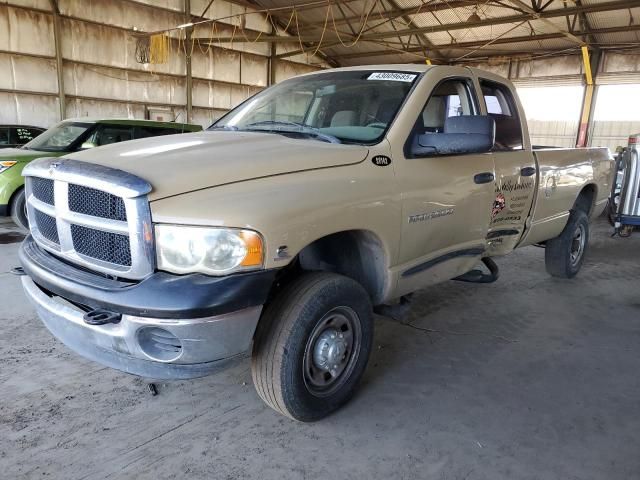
[22,276,262,380]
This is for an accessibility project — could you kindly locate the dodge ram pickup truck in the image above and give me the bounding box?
[18,65,614,422]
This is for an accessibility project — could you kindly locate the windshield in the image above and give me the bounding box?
[211,70,419,144]
[24,122,93,152]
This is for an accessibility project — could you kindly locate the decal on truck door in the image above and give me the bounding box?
[490,179,535,226]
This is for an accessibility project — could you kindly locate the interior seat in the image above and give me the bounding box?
[331,110,357,127]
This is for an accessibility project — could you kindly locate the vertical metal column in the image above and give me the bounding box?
[49,0,66,121]
[268,23,276,86]
[576,46,600,147]
[184,0,193,123]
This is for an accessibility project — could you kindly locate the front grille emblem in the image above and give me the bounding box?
[48,161,61,174]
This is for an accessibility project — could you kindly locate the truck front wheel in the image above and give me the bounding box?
[544,209,589,278]
[251,272,373,422]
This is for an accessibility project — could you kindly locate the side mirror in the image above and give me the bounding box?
[411,115,495,156]
[80,141,97,150]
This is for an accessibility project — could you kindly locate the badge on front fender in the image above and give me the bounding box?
[371,155,391,167]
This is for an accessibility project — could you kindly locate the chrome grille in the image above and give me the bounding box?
[69,184,127,222]
[23,158,154,280]
[71,225,132,266]
[34,210,59,244]
[31,177,54,205]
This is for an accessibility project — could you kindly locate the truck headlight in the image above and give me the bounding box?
[0,161,17,173]
[155,225,264,275]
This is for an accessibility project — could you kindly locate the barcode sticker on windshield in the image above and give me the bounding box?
[367,72,417,82]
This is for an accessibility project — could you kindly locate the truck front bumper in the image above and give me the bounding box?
[19,236,276,380]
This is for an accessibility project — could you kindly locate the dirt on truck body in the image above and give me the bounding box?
[18,65,614,421]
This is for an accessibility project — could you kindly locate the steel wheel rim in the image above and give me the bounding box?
[303,306,362,397]
[570,223,586,266]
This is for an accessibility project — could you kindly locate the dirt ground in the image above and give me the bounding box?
[0,216,639,480]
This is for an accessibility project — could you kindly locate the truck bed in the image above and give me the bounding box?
[520,146,614,246]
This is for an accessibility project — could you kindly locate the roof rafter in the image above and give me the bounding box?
[331,23,640,60]
[195,0,636,46]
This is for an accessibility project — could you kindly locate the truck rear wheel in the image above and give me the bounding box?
[251,272,373,422]
[544,209,589,278]
[10,188,29,232]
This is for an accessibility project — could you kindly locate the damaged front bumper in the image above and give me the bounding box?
[19,236,276,380]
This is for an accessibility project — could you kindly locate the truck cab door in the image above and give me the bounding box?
[392,72,496,296]
[477,77,537,255]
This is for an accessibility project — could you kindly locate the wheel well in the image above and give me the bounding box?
[8,185,24,210]
[290,230,388,305]
[573,184,596,216]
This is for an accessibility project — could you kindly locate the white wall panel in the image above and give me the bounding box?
[0,91,58,127]
[275,60,322,83]
[0,5,54,56]
[131,0,182,13]
[63,63,185,105]
[0,52,58,93]
[60,0,181,32]
[61,18,185,75]
[192,106,226,127]
[517,55,583,79]
[66,97,145,119]
[0,0,50,10]
[240,53,267,87]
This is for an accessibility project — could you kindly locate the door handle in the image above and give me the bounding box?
[521,166,537,177]
[474,172,495,184]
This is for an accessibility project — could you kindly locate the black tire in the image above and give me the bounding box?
[251,272,373,422]
[10,188,29,232]
[545,209,589,278]
[606,196,618,227]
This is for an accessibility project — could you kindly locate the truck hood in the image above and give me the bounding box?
[67,131,369,201]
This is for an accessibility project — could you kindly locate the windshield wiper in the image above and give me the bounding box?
[243,120,341,144]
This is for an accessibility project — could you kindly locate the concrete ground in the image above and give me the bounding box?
[0,216,638,480]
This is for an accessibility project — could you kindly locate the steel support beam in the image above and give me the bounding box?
[49,0,66,120]
[268,22,276,86]
[184,0,193,123]
[202,0,634,46]
[576,46,601,147]
[331,23,640,60]
[305,0,478,28]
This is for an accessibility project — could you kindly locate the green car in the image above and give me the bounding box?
[0,118,202,230]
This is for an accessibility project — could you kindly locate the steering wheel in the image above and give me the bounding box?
[365,122,386,129]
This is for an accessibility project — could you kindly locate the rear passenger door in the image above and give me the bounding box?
[478,77,537,255]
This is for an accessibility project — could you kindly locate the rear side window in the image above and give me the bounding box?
[0,128,9,145]
[480,80,522,150]
[134,126,183,139]
[14,127,40,145]
[92,125,134,146]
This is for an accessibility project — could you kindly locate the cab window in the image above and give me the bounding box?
[480,79,523,151]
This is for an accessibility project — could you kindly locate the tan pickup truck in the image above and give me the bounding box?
[19,65,614,421]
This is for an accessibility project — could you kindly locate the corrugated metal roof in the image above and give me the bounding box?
[258,0,640,66]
